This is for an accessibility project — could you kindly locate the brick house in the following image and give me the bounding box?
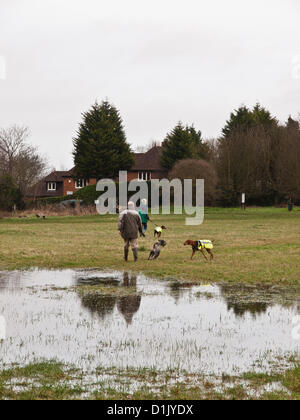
[127,146,167,181]
[27,169,97,199]
[28,146,167,199]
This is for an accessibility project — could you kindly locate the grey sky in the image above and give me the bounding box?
[0,0,300,170]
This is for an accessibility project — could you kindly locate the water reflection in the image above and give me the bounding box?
[226,301,268,317]
[168,282,194,304]
[219,284,299,318]
[0,269,299,376]
[0,271,24,291]
[81,294,117,320]
[220,285,268,318]
[117,273,141,325]
[79,272,142,325]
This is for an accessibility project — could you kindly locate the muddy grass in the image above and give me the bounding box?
[0,361,299,400]
[0,268,299,400]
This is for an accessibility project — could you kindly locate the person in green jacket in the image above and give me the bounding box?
[139,199,149,235]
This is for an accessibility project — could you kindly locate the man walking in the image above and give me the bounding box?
[118,201,144,262]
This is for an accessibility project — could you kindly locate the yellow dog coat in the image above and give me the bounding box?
[197,240,213,250]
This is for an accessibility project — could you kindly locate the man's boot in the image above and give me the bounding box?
[132,248,138,262]
[124,247,129,262]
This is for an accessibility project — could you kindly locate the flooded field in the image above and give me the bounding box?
[0,269,299,380]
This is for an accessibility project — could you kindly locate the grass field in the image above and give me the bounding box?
[1,207,300,285]
[1,207,300,400]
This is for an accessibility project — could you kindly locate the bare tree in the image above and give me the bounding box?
[0,125,48,195]
[0,126,30,175]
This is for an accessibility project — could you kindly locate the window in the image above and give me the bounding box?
[47,182,56,191]
[75,179,88,189]
[138,172,151,181]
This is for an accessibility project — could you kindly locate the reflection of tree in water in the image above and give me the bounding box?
[226,301,268,317]
[168,282,192,304]
[220,285,269,318]
[117,272,141,326]
[80,294,117,320]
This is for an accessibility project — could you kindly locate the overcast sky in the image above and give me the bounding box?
[0,0,300,170]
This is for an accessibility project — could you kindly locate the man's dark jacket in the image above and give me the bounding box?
[118,210,143,239]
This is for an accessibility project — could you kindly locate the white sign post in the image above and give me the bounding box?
[241,193,246,210]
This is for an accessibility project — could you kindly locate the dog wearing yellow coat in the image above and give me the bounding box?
[184,239,214,261]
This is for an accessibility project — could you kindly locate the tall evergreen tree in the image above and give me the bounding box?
[73,101,134,179]
[222,104,278,137]
[160,122,206,170]
[188,125,209,159]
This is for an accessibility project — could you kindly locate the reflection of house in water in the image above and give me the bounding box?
[117,273,141,326]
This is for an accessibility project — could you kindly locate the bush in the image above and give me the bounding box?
[73,184,99,204]
[25,195,69,209]
[0,175,24,210]
[168,159,219,205]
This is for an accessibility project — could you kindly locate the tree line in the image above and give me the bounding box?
[74,100,300,206]
[216,106,300,206]
[2,100,299,211]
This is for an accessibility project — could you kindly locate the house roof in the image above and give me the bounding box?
[43,147,165,181]
[26,169,74,198]
[27,147,166,198]
[44,169,74,182]
[132,146,165,171]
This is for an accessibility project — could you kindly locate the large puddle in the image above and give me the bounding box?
[0,269,299,376]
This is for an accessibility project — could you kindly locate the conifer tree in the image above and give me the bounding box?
[222,104,278,137]
[73,101,134,179]
[160,122,206,170]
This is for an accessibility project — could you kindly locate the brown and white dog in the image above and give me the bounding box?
[148,240,167,260]
[184,239,214,261]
